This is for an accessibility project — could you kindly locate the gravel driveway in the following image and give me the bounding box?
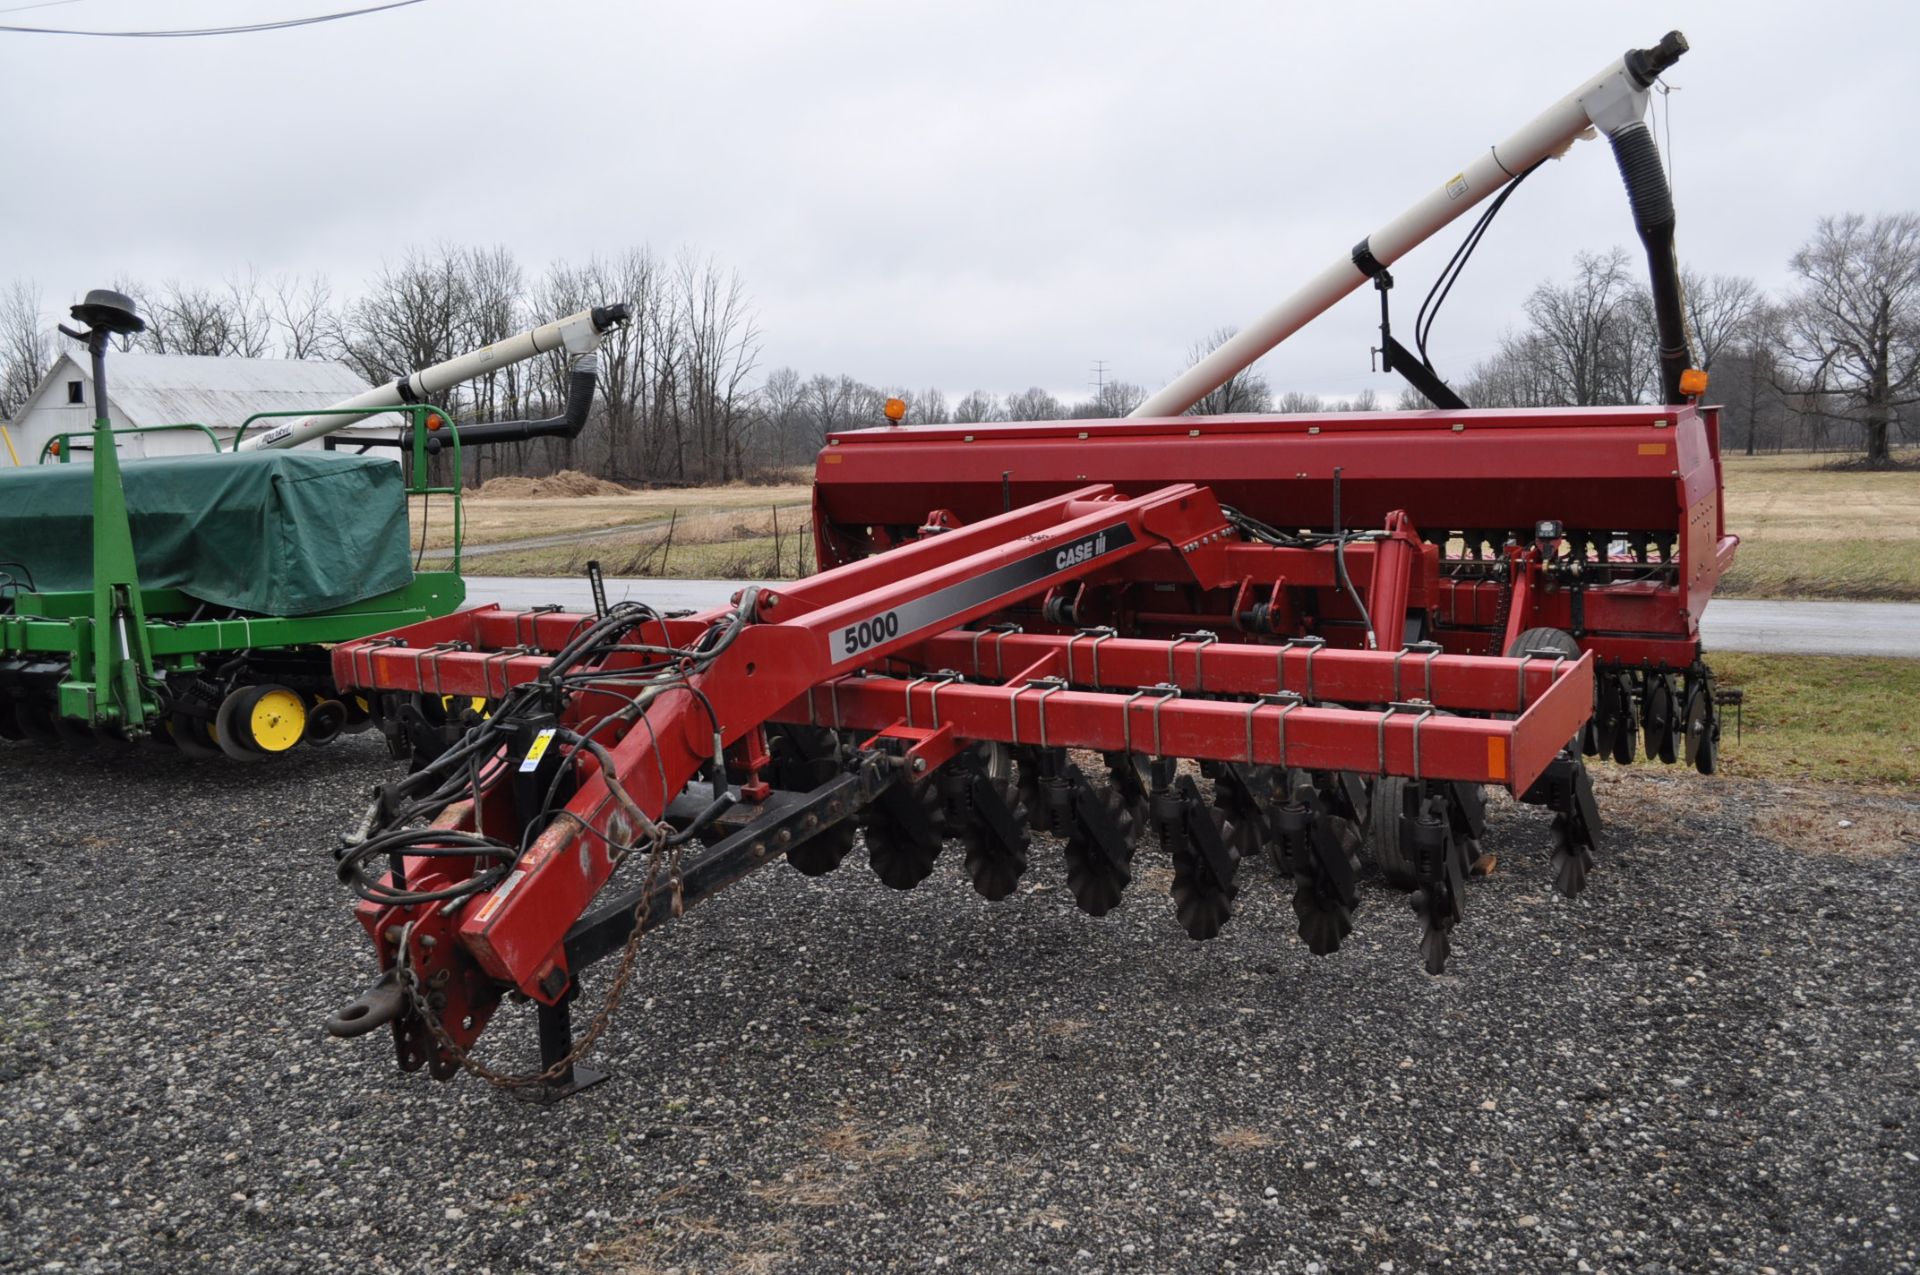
[1,738,1915,1274]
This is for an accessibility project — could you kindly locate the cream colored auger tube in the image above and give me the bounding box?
[1130,32,1688,419]
[236,306,619,452]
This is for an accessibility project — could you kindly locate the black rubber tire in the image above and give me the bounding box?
[304,698,348,747]
[214,689,265,762]
[1365,776,1420,888]
[1504,627,1581,661]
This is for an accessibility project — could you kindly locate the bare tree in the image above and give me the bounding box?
[910,386,950,425]
[1185,326,1272,414]
[1004,386,1065,421]
[269,272,337,360]
[952,390,1004,423]
[1780,212,1920,466]
[1275,390,1324,413]
[1523,247,1646,406]
[673,252,761,481]
[1070,379,1146,418]
[1682,268,1761,371]
[222,269,273,358]
[0,280,52,420]
[336,244,475,385]
[132,276,269,357]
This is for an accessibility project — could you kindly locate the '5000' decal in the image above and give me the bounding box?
[829,523,1136,663]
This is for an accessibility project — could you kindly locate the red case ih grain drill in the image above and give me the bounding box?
[325,31,1729,1100]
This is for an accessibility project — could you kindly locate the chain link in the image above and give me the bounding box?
[394,826,683,1091]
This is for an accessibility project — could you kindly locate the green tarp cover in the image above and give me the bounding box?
[0,450,414,616]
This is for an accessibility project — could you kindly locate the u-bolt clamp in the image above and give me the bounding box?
[1378,699,1437,780]
[1122,682,1183,758]
[1513,649,1569,712]
[1280,634,1328,703]
[1014,676,1069,747]
[1169,630,1219,691]
[1072,625,1119,688]
[969,622,1022,679]
[1394,640,1444,703]
[1248,689,1305,768]
[905,668,963,729]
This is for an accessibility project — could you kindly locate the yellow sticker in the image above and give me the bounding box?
[1638,442,1668,455]
[518,727,557,773]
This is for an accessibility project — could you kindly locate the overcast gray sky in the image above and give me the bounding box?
[3,0,1916,403]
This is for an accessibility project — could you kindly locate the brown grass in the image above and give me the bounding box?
[413,480,813,552]
[1211,1127,1276,1151]
[1719,453,1920,600]
[1747,788,1920,861]
[1597,769,1917,861]
[815,1120,930,1164]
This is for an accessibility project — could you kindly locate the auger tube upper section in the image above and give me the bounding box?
[236,303,631,451]
[1130,31,1690,419]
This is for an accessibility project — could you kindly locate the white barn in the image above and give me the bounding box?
[4,351,400,464]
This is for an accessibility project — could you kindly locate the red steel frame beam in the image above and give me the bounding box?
[335,483,1239,1011]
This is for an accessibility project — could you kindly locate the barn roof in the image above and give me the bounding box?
[44,351,377,432]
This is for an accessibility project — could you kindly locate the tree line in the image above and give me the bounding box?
[1,211,1913,478]
[1420,213,1920,466]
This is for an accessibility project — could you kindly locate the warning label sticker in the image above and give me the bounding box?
[1446,172,1469,200]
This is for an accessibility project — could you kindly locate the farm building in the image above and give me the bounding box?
[2,350,399,464]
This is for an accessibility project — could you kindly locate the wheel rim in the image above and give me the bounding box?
[246,688,307,753]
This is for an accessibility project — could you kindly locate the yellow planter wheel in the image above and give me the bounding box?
[215,684,307,760]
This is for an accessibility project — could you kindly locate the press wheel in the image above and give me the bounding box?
[214,690,264,762]
[1364,776,1419,888]
[304,698,348,747]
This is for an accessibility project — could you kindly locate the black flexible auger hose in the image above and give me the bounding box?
[1609,119,1695,404]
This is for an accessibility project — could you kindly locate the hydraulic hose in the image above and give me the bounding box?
[1608,120,1695,404]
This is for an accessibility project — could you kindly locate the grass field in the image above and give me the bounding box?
[461,502,816,578]
[418,481,812,553]
[1703,651,1918,788]
[1719,453,1920,600]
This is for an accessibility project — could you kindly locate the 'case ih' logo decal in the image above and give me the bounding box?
[1054,531,1107,572]
[829,522,1135,663]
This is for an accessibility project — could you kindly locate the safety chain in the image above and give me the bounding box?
[394,821,683,1091]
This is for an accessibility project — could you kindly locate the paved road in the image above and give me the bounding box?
[464,576,1920,658]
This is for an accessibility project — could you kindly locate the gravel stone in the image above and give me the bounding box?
[1,737,1916,1272]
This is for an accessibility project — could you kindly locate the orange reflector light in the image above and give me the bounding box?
[1678,368,1708,397]
[1486,735,1508,782]
[48,440,60,456]
[883,397,907,423]
[426,413,445,431]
